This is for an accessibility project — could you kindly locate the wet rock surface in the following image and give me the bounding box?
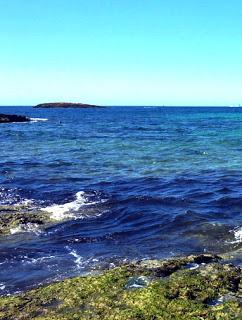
[0,205,52,236]
[0,254,241,319]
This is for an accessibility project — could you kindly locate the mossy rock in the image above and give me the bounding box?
[0,205,52,235]
[0,255,241,319]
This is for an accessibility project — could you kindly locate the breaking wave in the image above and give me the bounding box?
[30,118,48,122]
[41,191,106,220]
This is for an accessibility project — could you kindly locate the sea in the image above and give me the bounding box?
[0,106,241,295]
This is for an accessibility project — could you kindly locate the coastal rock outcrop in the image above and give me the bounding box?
[0,205,52,235]
[0,114,30,123]
[34,102,102,108]
[0,254,241,319]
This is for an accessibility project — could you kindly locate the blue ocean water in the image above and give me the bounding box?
[0,106,242,295]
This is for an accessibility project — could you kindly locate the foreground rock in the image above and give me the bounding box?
[0,114,30,123]
[0,254,241,319]
[34,102,103,108]
[0,205,52,235]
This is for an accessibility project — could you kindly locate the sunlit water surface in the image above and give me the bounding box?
[0,106,241,295]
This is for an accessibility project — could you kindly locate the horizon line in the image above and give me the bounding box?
[0,105,236,108]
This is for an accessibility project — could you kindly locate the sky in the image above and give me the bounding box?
[0,0,242,106]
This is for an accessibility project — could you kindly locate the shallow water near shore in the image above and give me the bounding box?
[0,106,242,295]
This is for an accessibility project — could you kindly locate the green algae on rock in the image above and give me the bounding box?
[0,205,52,236]
[0,254,241,320]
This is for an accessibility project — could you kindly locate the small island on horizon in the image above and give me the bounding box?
[34,102,103,108]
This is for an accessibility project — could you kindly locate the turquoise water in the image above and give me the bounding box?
[0,106,241,295]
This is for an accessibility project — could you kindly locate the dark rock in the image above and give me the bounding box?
[192,253,221,264]
[34,102,103,108]
[0,114,30,123]
[135,254,221,278]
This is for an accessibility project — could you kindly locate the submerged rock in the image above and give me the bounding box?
[0,114,30,123]
[125,276,151,290]
[0,255,241,319]
[0,211,51,236]
[0,205,52,236]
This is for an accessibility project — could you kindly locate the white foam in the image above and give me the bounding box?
[0,283,5,290]
[65,245,99,269]
[41,191,99,220]
[19,199,34,206]
[69,250,84,269]
[229,226,242,244]
[30,118,48,122]
[24,255,56,265]
[233,227,242,243]
[10,223,42,235]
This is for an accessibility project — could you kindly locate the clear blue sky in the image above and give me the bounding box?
[0,0,241,106]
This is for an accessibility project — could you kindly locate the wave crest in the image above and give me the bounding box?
[41,191,106,220]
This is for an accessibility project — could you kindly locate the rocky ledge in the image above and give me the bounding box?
[0,204,74,236]
[0,114,30,123]
[0,205,52,236]
[34,102,103,108]
[0,254,241,319]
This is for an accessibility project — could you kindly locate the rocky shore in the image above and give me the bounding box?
[0,114,30,123]
[0,205,241,319]
[34,102,102,108]
[0,253,241,319]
